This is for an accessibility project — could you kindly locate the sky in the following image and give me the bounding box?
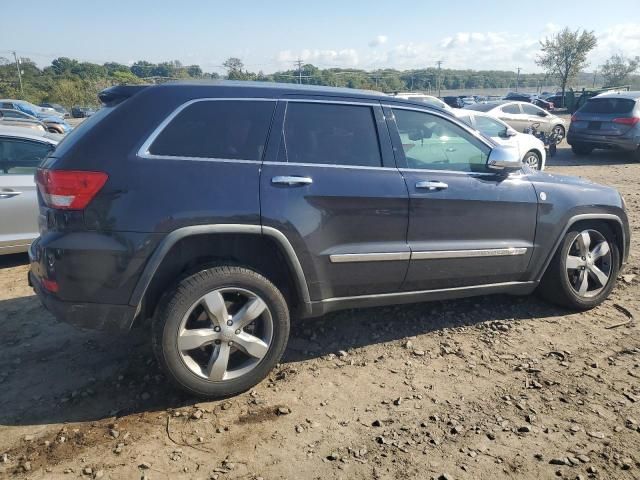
[2,0,639,74]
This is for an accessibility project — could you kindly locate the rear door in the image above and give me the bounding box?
[521,103,552,133]
[0,137,52,251]
[497,103,527,131]
[385,106,538,291]
[260,99,409,301]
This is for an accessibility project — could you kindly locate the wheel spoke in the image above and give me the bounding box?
[234,331,269,359]
[588,265,609,287]
[202,290,228,324]
[233,297,267,329]
[576,231,591,256]
[590,241,610,261]
[206,342,231,381]
[178,328,219,351]
[578,269,589,295]
[566,255,586,270]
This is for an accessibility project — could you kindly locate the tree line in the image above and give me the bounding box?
[1,27,638,108]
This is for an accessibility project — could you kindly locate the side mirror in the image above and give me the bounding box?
[487,145,522,171]
[537,111,548,117]
[505,128,517,137]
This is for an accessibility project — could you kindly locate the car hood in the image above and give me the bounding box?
[528,170,623,207]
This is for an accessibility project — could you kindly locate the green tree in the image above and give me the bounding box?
[600,54,640,87]
[536,28,597,107]
[223,57,246,80]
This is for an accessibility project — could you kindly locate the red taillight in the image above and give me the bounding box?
[35,169,108,210]
[41,278,59,293]
[571,114,577,122]
[613,117,640,126]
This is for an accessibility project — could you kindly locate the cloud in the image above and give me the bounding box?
[276,48,359,67]
[368,35,388,48]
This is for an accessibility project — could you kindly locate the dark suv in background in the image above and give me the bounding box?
[29,81,630,398]
[568,91,640,159]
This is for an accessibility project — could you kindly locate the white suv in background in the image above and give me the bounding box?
[456,110,547,170]
[390,92,452,111]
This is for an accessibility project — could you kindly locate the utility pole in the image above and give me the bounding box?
[592,70,597,88]
[515,67,521,92]
[436,60,443,98]
[12,51,24,98]
[294,58,304,85]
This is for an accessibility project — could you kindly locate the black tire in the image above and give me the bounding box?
[552,125,565,144]
[571,144,594,155]
[632,147,640,162]
[152,266,290,398]
[538,222,619,310]
[522,150,542,170]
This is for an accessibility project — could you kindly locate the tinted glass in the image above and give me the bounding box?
[502,104,521,114]
[149,100,276,160]
[580,98,635,114]
[283,103,382,167]
[474,115,507,137]
[0,139,52,175]
[393,109,490,172]
[464,102,500,112]
[521,104,543,115]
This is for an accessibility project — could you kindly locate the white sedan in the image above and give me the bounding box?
[455,110,547,170]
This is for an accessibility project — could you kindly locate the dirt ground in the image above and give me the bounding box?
[0,143,638,480]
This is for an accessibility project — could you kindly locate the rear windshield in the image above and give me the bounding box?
[580,98,635,114]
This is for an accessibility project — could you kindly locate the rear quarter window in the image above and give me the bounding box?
[147,100,276,160]
[580,98,636,114]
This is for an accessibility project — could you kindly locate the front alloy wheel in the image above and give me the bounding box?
[565,229,612,298]
[523,150,541,170]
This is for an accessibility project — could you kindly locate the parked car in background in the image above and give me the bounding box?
[455,110,546,169]
[543,94,564,109]
[0,126,60,254]
[390,93,451,110]
[0,108,71,134]
[459,96,476,107]
[0,109,47,132]
[0,100,72,134]
[464,100,566,143]
[533,97,555,111]
[29,82,629,398]
[40,103,70,118]
[568,91,640,160]
[71,106,97,118]
[443,96,464,108]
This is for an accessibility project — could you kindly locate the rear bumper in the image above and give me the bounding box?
[29,237,139,332]
[29,269,137,332]
[567,131,639,151]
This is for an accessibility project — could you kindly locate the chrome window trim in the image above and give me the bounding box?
[329,252,410,263]
[262,160,395,171]
[137,97,278,161]
[412,247,527,260]
[328,247,528,263]
[284,98,381,107]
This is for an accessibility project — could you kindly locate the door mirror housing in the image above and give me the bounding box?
[537,111,548,117]
[487,145,522,171]
[500,127,517,138]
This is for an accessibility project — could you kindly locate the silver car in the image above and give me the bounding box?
[464,100,566,143]
[0,126,61,254]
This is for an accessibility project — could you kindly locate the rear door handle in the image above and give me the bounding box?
[415,181,448,191]
[0,190,22,198]
[271,176,313,186]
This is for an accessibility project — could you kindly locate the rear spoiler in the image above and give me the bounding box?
[98,85,150,106]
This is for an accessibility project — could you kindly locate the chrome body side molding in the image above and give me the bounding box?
[329,247,527,263]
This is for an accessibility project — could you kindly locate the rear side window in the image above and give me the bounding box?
[580,98,635,114]
[282,102,382,167]
[502,104,521,114]
[0,138,52,175]
[149,100,276,160]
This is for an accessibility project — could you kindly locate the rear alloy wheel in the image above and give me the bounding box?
[522,150,542,170]
[538,223,619,310]
[153,266,290,398]
[552,125,565,144]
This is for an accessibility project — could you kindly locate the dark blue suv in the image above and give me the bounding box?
[29,81,630,398]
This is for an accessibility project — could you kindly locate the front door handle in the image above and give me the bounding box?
[415,181,448,191]
[0,190,22,198]
[272,176,313,186]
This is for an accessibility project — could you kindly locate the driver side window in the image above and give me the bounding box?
[393,109,490,172]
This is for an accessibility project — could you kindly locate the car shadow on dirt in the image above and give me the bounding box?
[549,147,636,167]
[0,290,571,428]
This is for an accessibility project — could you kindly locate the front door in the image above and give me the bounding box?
[385,106,538,291]
[0,137,52,251]
[260,100,409,301]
